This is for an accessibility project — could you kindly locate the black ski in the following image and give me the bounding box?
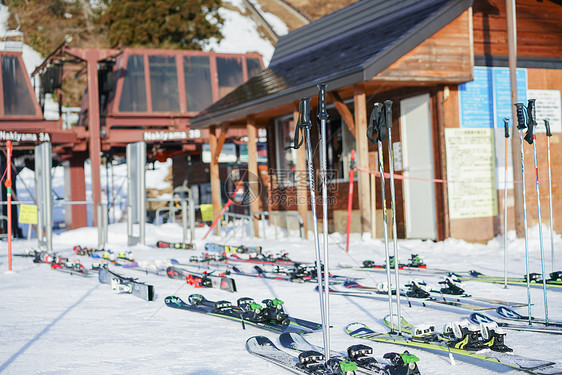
[279,332,420,375]
[164,295,321,334]
[470,313,562,334]
[246,336,359,374]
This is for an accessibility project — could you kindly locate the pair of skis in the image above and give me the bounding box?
[347,316,562,374]
[164,294,322,334]
[166,265,237,292]
[246,333,420,375]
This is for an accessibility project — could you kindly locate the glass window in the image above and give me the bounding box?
[1,56,37,116]
[246,58,262,78]
[119,55,147,112]
[217,57,243,98]
[149,55,179,112]
[274,116,298,186]
[183,56,213,112]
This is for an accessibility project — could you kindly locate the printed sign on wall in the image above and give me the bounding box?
[445,128,497,219]
[527,89,562,133]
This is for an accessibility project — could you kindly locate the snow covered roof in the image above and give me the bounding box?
[190,0,473,129]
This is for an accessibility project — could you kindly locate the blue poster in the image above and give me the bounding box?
[459,66,528,128]
[492,68,527,128]
[459,67,494,128]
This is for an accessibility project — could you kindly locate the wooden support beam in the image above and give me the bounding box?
[67,157,88,229]
[354,83,371,234]
[213,127,227,165]
[246,116,260,237]
[328,91,355,137]
[209,126,221,235]
[86,50,102,226]
[294,104,308,239]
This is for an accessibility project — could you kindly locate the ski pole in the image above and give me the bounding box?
[317,83,331,358]
[503,118,510,289]
[526,99,549,324]
[384,100,402,334]
[367,102,394,328]
[289,97,328,363]
[544,119,555,272]
[345,150,355,253]
[515,102,532,325]
[203,185,242,240]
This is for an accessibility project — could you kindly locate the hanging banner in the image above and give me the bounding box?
[445,128,497,219]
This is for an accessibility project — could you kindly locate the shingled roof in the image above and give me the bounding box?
[191,0,473,129]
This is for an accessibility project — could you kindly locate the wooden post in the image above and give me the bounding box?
[354,83,371,234]
[294,104,309,239]
[209,126,221,235]
[246,116,260,237]
[86,51,102,226]
[69,157,88,229]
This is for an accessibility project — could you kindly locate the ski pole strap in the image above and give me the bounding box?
[524,99,537,144]
[285,97,312,151]
[514,103,527,130]
[545,119,552,137]
[367,102,386,143]
[384,100,393,129]
[503,118,510,138]
[317,83,328,121]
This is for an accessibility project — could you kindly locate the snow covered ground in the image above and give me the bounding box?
[1,223,561,374]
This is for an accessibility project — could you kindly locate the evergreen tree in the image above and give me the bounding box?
[99,0,224,50]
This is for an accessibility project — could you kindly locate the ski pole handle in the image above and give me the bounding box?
[299,97,312,129]
[544,119,552,137]
[317,84,328,120]
[384,100,393,129]
[527,99,537,125]
[503,118,510,138]
[515,103,527,130]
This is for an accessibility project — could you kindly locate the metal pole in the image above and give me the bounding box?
[527,99,549,324]
[182,200,188,244]
[345,150,355,253]
[385,100,402,334]
[515,103,532,325]
[190,199,196,242]
[6,141,12,271]
[544,120,555,272]
[318,83,331,357]
[503,118,510,289]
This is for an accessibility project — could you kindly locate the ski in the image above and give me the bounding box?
[166,265,237,292]
[347,319,562,374]
[98,266,155,301]
[454,271,562,290]
[496,307,562,327]
[156,241,195,250]
[470,313,562,334]
[279,332,420,375]
[50,262,93,277]
[205,242,262,254]
[165,295,322,334]
[247,336,354,374]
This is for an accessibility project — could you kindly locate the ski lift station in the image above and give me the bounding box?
[1,0,561,245]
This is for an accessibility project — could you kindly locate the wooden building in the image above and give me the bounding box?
[190,0,562,242]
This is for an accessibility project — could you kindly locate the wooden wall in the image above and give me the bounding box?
[472,0,562,58]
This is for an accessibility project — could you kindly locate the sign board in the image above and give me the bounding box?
[239,143,268,163]
[19,204,38,224]
[0,131,50,142]
[200,204,215,222]
[459,67,527,128]
[445,128,497,219]
[143,131,187,142]
[202,143,237,163]
[527,89,562,133]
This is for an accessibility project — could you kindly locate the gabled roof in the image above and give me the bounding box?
[191,0,472,128]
